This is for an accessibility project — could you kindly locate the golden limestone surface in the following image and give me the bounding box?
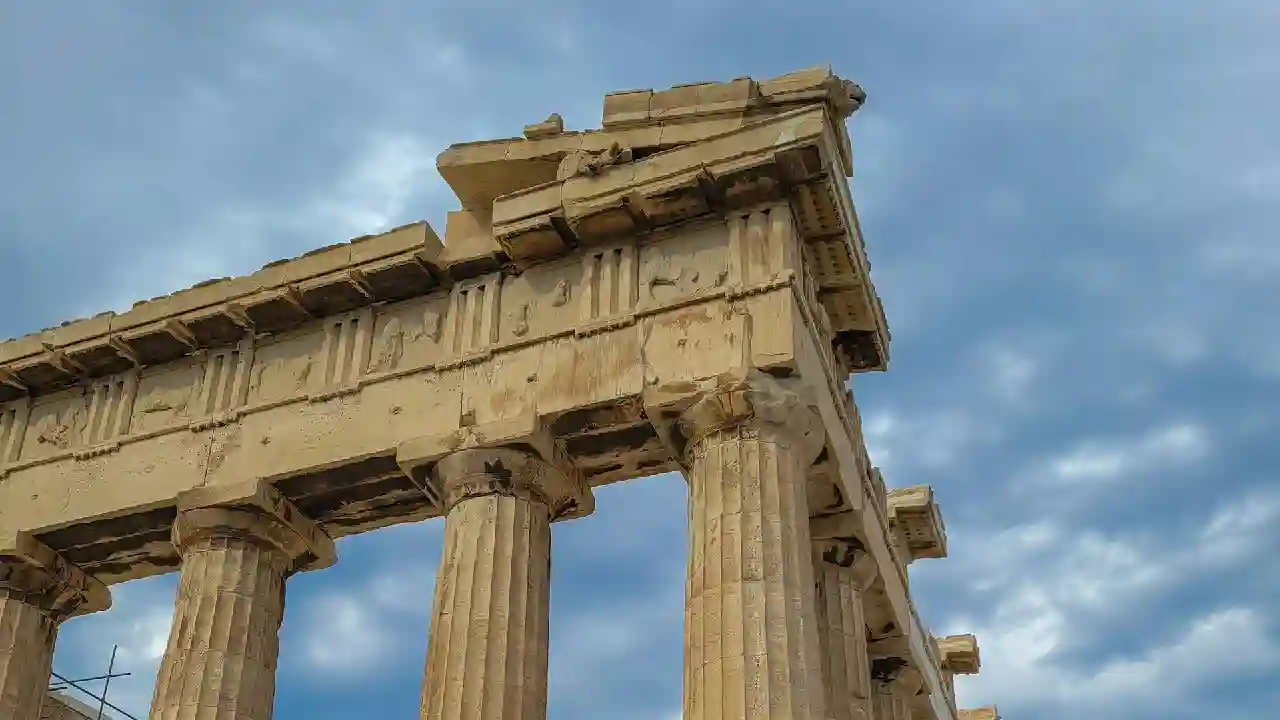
[677,371,827,719]
[0,66,998,719]
[1,533,109,720]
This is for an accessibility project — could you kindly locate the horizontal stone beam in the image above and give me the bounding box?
[0,204,849,585]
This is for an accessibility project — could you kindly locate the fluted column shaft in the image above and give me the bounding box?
[422,491,551,720]
[420,446,589,720]
[0,591,55,720]
[150,483,334,720]
[871,681,912,720]
[1,536,110,720]
[813,543,875,720]
[680,372,827,720]
[150,524,289,720]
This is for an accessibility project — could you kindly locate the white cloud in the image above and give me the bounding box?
[290,554,438,679]
[957,604,1277,718]
[1038,421,1210,486]
[548,572,685,705]
[981,342,1042,409]
[860,403,999,482]
[944,487,1280,718]
[77,128,446,321]
[297,591,403,674]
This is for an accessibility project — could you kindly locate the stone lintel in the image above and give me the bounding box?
[0,530,110,619]
[174,479,336,572]
[644,369,825,468]
[811,508,862,541]
[868,634,913,663]
[937,633,982,675]
[395,412,594,521]
[959,706,1001,720]
[887,484,948,563]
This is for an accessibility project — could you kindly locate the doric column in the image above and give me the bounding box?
[870,680,914,720]
[867,649,922,720]
[675,370,828,720]
[0,532,110,720]
[149,481,335,720]
[812,538,877,720]
[397,418,593,720]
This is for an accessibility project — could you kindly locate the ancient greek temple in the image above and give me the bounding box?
[0,67,1002,720]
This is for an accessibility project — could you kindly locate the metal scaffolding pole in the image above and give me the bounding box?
[48,644,139,720]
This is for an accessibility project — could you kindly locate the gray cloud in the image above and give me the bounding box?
[7,1,1277,718]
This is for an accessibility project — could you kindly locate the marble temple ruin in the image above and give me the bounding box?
[0,67,1000,720]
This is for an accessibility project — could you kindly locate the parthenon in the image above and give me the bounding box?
[0,66,998,719]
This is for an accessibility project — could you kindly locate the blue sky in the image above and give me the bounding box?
[3,1,1278,718]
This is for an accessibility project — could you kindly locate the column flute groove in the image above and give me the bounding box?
[148,481,335,720]
[414,437,591,720]
[813,539,877,720]
[676,370,828,720]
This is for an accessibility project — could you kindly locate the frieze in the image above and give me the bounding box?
[365,294,450,378]
[310,307,374,401]
[0,212,809,480]
[0,397,30,475]
[440,271,504,368]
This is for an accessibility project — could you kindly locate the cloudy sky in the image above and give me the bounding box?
[3,1,1278,718]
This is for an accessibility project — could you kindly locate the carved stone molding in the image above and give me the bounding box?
[0,531,110,622]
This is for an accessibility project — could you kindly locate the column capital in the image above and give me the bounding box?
[813,536,878,589]
[396,413,594,521]
[868,635,919,687]
[173,479,336,573]
[647,369,825,464]
[0,531,110,620]
[959,705,1001,720]
[433,447,589,518]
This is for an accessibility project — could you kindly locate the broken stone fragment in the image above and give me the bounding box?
[523,112,565,139]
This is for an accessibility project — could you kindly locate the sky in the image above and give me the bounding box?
[2,1,1278,718]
